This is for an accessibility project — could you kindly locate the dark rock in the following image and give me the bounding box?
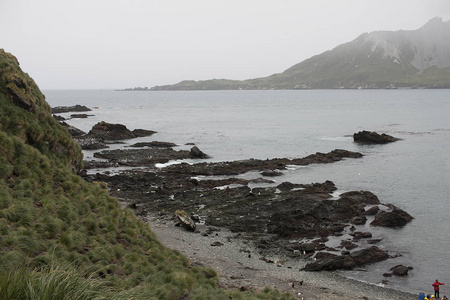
[367,239,383,244]
[82,145,412,269]
[83,122,156,143]
[370,208,413,228]
[323,196,365,222]
[93,147,196,166]
[60,122,86,137]
[340,240,358,250]
[129,141,177,148]
[276,182,305,191]
[175,210,196,231]
[88,122,137,140]
[190,146,210,159]
[390,265,413,276]
[364,206,380,215]
[350,246,389,265]
[132,129,157,137]
[70,113,93,118]
[210,241,224,247]
[302,246,389,271]
[383,273,393,277]
[353,130,399,144]
[53,114,65,121]
[351,215,367,225]
[162,150,362,176]
[292,243,316,253]
[52,105,91,113]
[314,252,337,260]
[261,169,283,177]
[339,191,380,205]
[351,231,373,241]
[74,136,108,150]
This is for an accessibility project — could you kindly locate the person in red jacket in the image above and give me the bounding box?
[432,279,445,298]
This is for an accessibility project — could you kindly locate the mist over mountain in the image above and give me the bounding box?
[151,17,450,90]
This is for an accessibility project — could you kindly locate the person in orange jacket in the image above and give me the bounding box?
[432,279,445,299]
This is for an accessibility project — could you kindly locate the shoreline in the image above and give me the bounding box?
[147,214,418,300]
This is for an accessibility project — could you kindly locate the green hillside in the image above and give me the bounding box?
[151,18,450,90]
[0,49,293,299]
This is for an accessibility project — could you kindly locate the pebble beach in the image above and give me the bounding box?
[148,215,418,300]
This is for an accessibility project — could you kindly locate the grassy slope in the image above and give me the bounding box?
[0,49,294,299]
[151,34,450,90]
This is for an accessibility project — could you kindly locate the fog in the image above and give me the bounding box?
[1,0,449,89]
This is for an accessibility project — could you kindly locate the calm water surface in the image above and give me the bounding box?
[45,89,450,295]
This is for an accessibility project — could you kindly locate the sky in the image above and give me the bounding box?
[1,0,450,89]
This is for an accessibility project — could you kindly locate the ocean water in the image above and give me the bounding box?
[44,89,450,295]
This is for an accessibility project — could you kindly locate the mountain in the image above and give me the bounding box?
[151,17,450,90]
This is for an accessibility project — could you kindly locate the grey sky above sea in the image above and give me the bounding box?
[1,0,450,89]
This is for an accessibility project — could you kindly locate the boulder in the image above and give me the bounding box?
[339,191,380,205]
[351,215,367,225]
[350,231,373,241]
[353,130,399,144]
[390,265,413,276]
[364,206,380,215]
[340,240,358,250]
[87,121,156,140]
[302,246,389,271]
[175,210,196,231]
[190,146,210,159]
[292,242,316,253]
[314,252,337,260]
[367,239,383,244]
[370,208,413,228]
[261,169,283,177]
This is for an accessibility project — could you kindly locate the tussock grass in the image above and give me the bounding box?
[0,49,295,299]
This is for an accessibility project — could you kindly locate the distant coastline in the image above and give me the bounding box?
[115,86,149,91]
[117,85,450,91]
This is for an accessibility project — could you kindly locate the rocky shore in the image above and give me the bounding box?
[149,215,417,299]
[54,106,416,298]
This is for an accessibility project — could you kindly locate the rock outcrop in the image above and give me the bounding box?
[370,207,413,228]
[302,246,389,271]
[87,121,156,140]
[52,104,91,113]
[353,131,399,144]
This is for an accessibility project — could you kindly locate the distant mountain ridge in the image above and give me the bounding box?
[151,17,450,90]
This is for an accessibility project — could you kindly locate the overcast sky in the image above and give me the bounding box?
[1,0,449,89]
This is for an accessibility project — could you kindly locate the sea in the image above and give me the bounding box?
[44,89,450,296]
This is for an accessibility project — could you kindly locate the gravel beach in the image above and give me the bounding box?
[148,215,418,300]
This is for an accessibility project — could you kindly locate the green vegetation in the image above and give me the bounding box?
[0,48,294,299]
[151,23,450,91]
